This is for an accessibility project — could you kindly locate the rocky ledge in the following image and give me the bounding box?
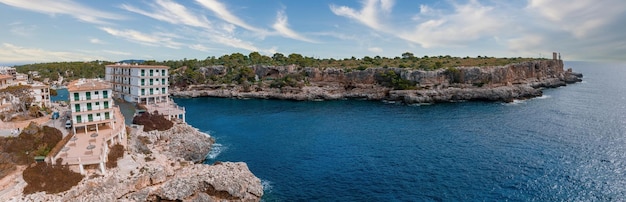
[13,123,263,201]
[171,60,583,104]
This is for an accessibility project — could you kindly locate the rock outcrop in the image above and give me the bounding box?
[172,60,583,104]
[10,123,263,201]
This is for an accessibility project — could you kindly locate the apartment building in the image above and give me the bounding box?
[104,64,169,104]
[30,83,51,108]
[105,63,185,122]
[67,79,115,135]
[56,78,126,174]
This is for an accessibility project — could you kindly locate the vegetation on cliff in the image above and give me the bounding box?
[14,61,109,81]
[132,111,174,132]
[22,162,83,194]
[12,52,539,85]
[0,123,62,180]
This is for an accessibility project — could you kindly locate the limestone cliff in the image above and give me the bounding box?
[172,60,582,103]
[10,123,263,202]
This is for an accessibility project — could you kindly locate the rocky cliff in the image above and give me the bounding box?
[172,59,582,103]
[10,123,263,202]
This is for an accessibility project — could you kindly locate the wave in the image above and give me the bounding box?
[261,179,273,193]
[535,95,551,99]
[205,143,226,159]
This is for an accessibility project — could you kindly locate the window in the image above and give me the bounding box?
[96,113,100,117]
[141,79,145,86]
[87,103,92,111]
[149,88,153,95]
[95,102,100,106]
[161,79,165,85]
[86,92,91,100]
[76,116,82,123]
[74,93,79,101]
[150,79,153,85]
[141,89,145,95]
[104,101,109,109]
[75,104,80,112]
[162,70,166,76]
[104,112,110,119]
[141,69,145,76]
[103,90,108,99]
[161,87,165,94]
[150,69,154,76]
[94,91,99,95]
[88,114,93,122]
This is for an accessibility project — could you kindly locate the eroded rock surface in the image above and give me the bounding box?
[11,123,263,202]
[173,60,583,104]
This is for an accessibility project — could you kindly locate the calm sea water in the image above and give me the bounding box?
[175,61,626,201]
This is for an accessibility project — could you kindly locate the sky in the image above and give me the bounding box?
[0,0,625,65]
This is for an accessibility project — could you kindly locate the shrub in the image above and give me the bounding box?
[132,111,174,132]
[106,144,125,169]
[22,162,83,194]
[375,70,416,90]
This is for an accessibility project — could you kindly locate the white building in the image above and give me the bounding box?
[0,74,14,89]
[30,83,51,108]
[104,64,169,104]
[67,79,115,135]
[0,66,17,79]
[56,78,127,175]
[105,63,185,122]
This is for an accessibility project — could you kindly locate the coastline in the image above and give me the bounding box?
[170,60,583,104]
[2,122,263,201]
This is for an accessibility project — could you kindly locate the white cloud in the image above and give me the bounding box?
[90,38,105,44]
[330,0,389,30]
[195,0,266,33]
[331,0,504,48]
[368,47,383,53]
[526,0,626,38]
[121,0,263,53]
[400,0,503,48]
[99,27,183,49]
[103,50,132,56]
[0,0,122,24]
[272,10,317,43]
[121,0,212,29]
[189,44,210,52]
[10,25,37,37]
[0,43,105,63]
[209,35,258,52]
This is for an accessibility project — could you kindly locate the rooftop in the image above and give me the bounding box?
[106,64,169,69]
[67,79,111,92]
[0,75,12,80]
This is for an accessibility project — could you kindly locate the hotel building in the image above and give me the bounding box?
[105,64,185,122]
[104,64,169,104]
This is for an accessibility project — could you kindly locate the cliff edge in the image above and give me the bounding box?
[9,123,263,201]
[171,60,582,103]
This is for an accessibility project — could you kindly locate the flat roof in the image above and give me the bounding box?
[0,75,13,80]
[67,79,111,92]
[106,64,169,69]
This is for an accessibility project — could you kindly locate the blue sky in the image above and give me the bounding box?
[0,0,625,65]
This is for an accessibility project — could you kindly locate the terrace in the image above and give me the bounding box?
[50,106,126,174]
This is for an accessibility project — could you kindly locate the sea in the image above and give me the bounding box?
[53,61,626,201]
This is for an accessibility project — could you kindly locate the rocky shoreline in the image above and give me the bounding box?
[171,60,583,103]
[6,123,263,201]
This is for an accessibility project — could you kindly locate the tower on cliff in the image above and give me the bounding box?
[553,52,557,60]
